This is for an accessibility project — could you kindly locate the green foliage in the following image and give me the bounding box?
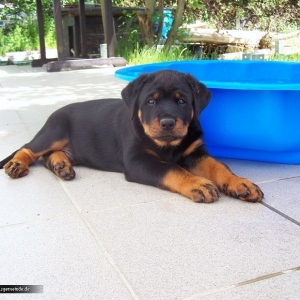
[200,0,300,31]
[0,29,9,55]
[0,17,39,55]
[0,0,36,18]
[0,0,56,55]
[117,10,141,44]
[43,15,57,49]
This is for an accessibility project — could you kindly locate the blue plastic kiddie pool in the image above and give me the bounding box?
[115,60,300,164]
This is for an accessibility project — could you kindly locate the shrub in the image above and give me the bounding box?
[200,0,300,31]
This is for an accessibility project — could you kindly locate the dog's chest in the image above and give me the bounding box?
[153,147,183,164]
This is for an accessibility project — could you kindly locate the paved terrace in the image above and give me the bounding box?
[0,65,299,299]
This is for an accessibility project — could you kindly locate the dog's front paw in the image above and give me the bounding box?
[187,179,220,203]
[4,160,29,179]
[162,170,220,203]
[222,177,264,202]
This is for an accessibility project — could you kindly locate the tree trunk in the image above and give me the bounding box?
[100,0,107,43]
[156,0,164,43]
[164,0,186,52]
[137,0,156,46]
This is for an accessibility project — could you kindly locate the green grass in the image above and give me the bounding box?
[268,53,300,62]
[116,42,300,65]
[117,43,197,65]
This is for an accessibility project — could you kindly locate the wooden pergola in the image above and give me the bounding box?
[33,0,126,71]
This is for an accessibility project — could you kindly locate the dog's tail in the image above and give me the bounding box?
[0,150,19,169]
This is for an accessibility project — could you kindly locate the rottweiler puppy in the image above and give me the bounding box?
[0,70,263,203]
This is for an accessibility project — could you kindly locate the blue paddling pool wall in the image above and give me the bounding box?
[115,61,300,164]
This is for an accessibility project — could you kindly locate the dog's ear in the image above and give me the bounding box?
[185,74,211,119]
[121,73,154,119]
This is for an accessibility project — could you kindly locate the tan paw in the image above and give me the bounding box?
[4,160,29,179]
[222,177,264,202]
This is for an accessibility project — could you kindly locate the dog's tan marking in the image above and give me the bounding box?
[138,109,142,121]
[152,138,182,148]
[182,139,204,157]
[12,149,40,167]
[190,156,235,183]
[44,150,75,180]
[145,149,161,159]
[44,150,71,167]
[173,119,189,137]
[162,168,219,203]
[153,92,159,100]
[175,92,181,99]
[142,117,160,137]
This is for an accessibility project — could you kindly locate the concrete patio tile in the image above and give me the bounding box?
[219,159,300,222]
[261,177,300,222]
[84,197,300,300]
[0,161,77,226]
[0,65,45,76]
[219,158,300,183]
[1,68,127,141]
[0,122,31,145]
[0,109,22,125]
[0,141,29,159]
[0,214,135,300]
[60,166,172,212]
[1,67,127,104]
[196,267,300,300]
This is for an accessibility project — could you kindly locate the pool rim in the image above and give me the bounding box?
[114,60,300,91]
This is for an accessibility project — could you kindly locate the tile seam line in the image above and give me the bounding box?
[258,175,300,184]
[261,201,300,227]
[58,180,141,300]
[0,213,71,229]
[80,215,141,300]
[12,109,34,139]
[182,266,300,300]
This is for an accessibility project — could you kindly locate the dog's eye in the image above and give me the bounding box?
[147,98,155,105]
[178,98,186,105]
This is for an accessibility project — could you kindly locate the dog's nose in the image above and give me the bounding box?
[160,118,175,130]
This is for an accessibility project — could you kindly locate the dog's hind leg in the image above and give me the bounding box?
[43,151,75,181]
[1,111,71,179]
[2,138,70,179]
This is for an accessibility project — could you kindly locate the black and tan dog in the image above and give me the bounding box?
[0,70,263,203]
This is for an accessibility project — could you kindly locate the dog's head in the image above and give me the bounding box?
[121,70,211,147]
